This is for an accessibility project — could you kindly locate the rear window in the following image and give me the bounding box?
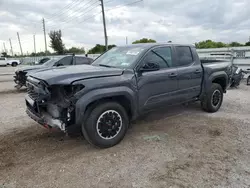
[176,46,193,66]
[75,57,92,65]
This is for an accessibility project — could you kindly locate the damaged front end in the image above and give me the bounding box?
[14,71,27,89]
[25,76,83,132]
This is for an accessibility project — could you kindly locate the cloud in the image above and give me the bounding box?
[0,0,250,54]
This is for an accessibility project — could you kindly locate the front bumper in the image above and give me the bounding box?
[25,94,66,131]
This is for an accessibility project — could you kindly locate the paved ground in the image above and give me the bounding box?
[0,66,249,188]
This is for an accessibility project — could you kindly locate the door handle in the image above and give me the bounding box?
[194,70,202,74]
[169,73,177,78]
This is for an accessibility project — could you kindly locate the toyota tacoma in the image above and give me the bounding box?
[25,43,231,148]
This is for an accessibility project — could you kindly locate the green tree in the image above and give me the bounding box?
[195,40,227,49]
[1,52,8,57]
[88,44,116,54]
[49,30,65,54]
[245,41,250,46]
[66,47,85,54]
[229,42,243,47]
[132,38,156,44]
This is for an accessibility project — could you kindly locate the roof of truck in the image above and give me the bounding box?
[121,43,195,49]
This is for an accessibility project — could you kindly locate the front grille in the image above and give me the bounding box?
[27,87,39,100]
[26,76,50,103]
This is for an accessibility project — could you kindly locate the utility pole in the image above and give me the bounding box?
[100,0,108,51]
[126,36,128,45]
[9,39,14,56]
[33,34,36,54]
[17,32,23,56]
[3,42,6,52]
[42,18,48,54]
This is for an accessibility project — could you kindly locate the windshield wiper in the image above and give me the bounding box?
[98,64,115,68]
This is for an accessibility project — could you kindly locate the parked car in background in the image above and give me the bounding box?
[14,55,93,89]
[0,57,20,66]
[25,43,231,148]
[35,57,50,65]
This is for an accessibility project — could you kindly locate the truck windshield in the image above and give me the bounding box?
[92,46,144,68]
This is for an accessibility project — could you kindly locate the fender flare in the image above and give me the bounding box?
[208,71,228,91]
[75,86,137,125]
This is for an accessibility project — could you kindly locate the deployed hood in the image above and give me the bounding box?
[29,65,124,85]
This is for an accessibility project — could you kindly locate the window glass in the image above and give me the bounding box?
[143,47,172,69]
[92,46,145,68]
[176,46,193,66]
[58,56,72,66]
[75,57,91,65]
[0,58,6,60]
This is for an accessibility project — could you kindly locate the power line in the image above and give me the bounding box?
[106,0,143,11]
[50,11,102,30]
[47,0,143,29]
[47,4,100,29]
[104,0,116,4]
[47,0,99,26]
[46,0,83,19]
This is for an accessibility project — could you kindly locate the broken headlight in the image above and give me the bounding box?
[63,84,85,98]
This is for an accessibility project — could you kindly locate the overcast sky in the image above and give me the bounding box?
[0,0,250,54]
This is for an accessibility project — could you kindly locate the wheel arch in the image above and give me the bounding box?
[209,72,228,92]
[75,87,138,125]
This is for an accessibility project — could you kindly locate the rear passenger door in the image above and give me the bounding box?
[175,46,203,102]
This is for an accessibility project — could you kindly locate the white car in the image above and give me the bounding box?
[0,57,20,67]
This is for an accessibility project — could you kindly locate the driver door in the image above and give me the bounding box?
[136,46,179,112]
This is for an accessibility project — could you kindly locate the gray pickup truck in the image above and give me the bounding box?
[25,43,231,148]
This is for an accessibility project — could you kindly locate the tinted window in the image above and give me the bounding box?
[39,58,50,64]
[176,46,193,66]
[143,47,172,69]
[57,56,72,66]
[0,58,5,60]
[75,57,91,65]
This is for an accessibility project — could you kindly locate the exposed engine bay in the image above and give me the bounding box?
[25,76,83,131]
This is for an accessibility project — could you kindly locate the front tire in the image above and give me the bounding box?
[82,102,129,148]
[201,83,223,113]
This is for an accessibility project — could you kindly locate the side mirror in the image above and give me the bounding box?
[139,62,160,72]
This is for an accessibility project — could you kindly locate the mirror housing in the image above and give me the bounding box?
[139,62,160,72]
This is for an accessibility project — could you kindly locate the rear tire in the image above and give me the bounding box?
[82,102,129,148]
[201,83,223,113]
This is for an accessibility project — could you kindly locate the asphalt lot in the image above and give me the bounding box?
[0,66,249,188]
